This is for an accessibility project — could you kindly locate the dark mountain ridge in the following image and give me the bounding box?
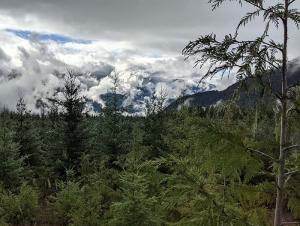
[168,61,300,110]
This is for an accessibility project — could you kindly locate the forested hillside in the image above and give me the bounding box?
[0,70,300,226]
[169,61,300,110]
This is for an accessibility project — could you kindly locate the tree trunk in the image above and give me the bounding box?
[274,1,289,225]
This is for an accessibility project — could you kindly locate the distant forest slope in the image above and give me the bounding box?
[168,61,300,110]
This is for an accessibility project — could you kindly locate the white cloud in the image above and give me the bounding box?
[0,0,299,112]
[0,30,220,113]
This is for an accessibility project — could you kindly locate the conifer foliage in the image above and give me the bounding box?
[0,86,300,225]
[0,2,299,225]
[183,1,300,225]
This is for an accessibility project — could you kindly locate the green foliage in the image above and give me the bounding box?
[286,176,300,219]
[288,196,300,219]
[124,124,150,167]
[51,181,85,225]
[0,82,300,225]
[0,183,39,225]
[183,2,300,225]
[143,94,168,159]
[109,172,161,226]
[1,0,300,225]
[15,98,45,182]
[49,71,87,173]
[0,119,23,189]
[51,171,119,226]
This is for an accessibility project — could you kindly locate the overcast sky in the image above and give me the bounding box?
[0,0,300,111]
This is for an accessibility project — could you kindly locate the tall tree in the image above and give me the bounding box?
[143,88,168,158]
[100,71,129,169]
[44,102,66,183]
[0,113,23,189]
[182,1,300,225]
[49,71,86,174]
[15,97,44,181]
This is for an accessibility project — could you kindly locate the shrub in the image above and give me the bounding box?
[108,172,161,226]
[51,177,118,226]
[51,181,84,225]
[0,183,39,225]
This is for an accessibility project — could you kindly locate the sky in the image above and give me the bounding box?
[0,0,300,112]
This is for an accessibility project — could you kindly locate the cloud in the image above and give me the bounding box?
[1,0,299,56]
[0,47,10,62]
[0,0,299,113]
[0,29,221,113]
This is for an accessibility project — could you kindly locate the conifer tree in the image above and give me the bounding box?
[15,97,44,181]
[143,88,168,158]
[100,71,129,169]
[44,103,66,183]
[49,71,86,173]
[183,1,300,225]
[0,114,23,189]
[109,172,160,226]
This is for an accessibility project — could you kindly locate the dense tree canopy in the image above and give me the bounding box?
[0,78,299,225]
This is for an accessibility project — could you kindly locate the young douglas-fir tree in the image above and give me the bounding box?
[0,114,23,189]
[49,71,86,174]
[183,1,300,225]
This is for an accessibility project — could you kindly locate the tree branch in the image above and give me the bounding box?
[234,39,283,52]
[254,74,282,100]
[283,144,300,153]
[285,169,300,177]
[284,169,300,185]
[244,0,266,11]
[288,0,297,6]
[247,148,275,161]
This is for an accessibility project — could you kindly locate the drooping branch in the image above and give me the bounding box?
[183,33,282,85]
[234,39,283,54]
[247,148,275,161]
[209,0,266,11]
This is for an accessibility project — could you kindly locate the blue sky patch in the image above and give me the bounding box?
[5,29,92,44]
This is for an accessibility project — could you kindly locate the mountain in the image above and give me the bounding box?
[0,63,217,114]
[86,80,216,114]
[5,60,299,114]
[168,62,300,110]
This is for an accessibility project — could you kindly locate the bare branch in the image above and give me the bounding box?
[285,169,300,177]
[247,148,275,161]
[288,0,297,6]
[283,144,300,153]
[284,169,300,185]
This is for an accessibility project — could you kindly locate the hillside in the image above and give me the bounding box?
[168,61,300,110]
